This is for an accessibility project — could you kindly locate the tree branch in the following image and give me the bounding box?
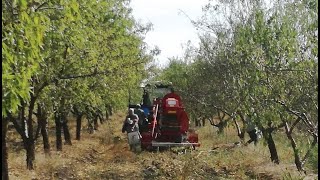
[33,2,48,11]
[289,117,302,134]
[301,134,318,166]
[272,99,315,131]
[58,61,144,80]
[36,6,64,11]
[208,118,219,127]
[7,113,27,141]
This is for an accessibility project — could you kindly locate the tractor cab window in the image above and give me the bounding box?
[151,88,171,100]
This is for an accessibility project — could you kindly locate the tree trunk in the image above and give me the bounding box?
[237,112,246,140]
[55,115,62,151]
[62,118,72,145]
[288,134,303,171]
[108,105,113,116]
[36,105,50,154]
[18,104,35,169]
[35,122,41,140]
[26,96,36,170]
[25,139,35,170]
[98,112,104,124]
[202,117,206,126]
[76,114,83,140]
[7,107,35,171]
[239,131,245,139]
[87,118,94,134]
[41,117,50,154]
[195,119,200,127]
[283,122,304,172]
[263,129,279,164]
[233,118,244,140]
[2,117,9,180]
[93,115,98,130]
[301,134,318,168]
[217,123,225,134]
[105,108,109,120]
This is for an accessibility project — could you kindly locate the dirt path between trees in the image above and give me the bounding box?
[7,112,318,180]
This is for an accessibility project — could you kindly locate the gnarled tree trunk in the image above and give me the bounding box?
[87,118,94,134]
[105,109,109,121]
[76,113,83,140]
[236,112,247,140]
[233,117,245,140]
[105,104,113,120]
[195,118,200,127]
[93,115,99,130]
[25,95,36,170]
[202,117,206,126]
[73,107,83,140]
[62,117,72,145]
[41,118,50,154]
[36,105,50,154]
[55,112,63,151]
[8,105,36,170]
[24,138,35,170]
[97,109,104,124]
[283,121,304,172]
[263,128,279,164]
[108,105,113,116]
[217,111,229,134]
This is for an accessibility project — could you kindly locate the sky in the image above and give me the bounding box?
[130,0,209,66]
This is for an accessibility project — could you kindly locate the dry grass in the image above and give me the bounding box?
[7,112,318,180]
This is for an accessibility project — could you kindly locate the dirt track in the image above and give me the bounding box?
[7,112,318,180]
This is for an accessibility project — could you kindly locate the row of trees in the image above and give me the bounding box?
[155,0,317,172]
[2,0,156,179]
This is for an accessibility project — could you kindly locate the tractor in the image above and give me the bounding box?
[128,81,200,151]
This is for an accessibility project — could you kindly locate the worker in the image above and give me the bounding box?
[122,108,139,133]
[122,108,141,151]
[142,89,152,106]
[244,115,258,146]
[134,104,147,131]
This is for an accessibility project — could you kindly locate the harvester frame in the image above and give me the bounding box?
[128,81,200,151]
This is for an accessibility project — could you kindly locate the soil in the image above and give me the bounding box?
[6,112,318,180]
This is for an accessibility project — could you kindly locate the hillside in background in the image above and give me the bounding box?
[7,112,318,180]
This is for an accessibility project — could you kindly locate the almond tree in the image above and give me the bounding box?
[3,0,155,173]
[157,0,317,172]
[2,0,51,174]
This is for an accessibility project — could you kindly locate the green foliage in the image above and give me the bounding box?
[155,58,189,89]
[2,0,156,118]
[157,0,317,126]
[2,0,50,116]
[306,144,318,172]
[155,0,317,171]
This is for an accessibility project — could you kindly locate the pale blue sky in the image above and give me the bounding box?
[130,0,209,66]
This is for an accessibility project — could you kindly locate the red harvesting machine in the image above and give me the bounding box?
[131,82,200,151]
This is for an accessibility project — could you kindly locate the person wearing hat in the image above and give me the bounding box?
[122,108,139,133]
[134,104,147,132]
[122,108,141,151]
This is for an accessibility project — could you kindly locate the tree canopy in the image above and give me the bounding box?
[155,0,318,172]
